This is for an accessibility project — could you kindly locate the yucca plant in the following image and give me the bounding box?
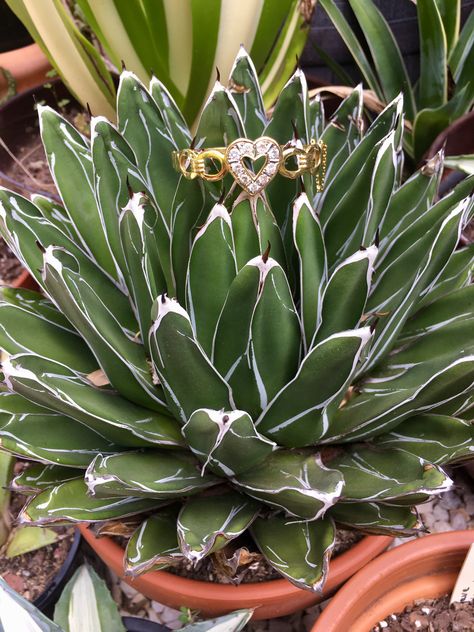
[6,0,314,124]
[0,49,473,594]
[317,0,474,162]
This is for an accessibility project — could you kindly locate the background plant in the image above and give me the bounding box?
[0,49,473,593]
[317,0,474,162]
[5,0,315,124]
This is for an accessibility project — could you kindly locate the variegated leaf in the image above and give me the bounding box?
[2,354,182,448]
[312,246,377,346]
[86,451,218,499]
[329,502,422,536]
[228,46,267,139]
[0,392,122,468]
[257,328,372,447]
[42,246,167,412]
[213,256,300,418]
[186,204,237,356]
[231,195,286,272]
[177,492,260,561]
[149,77,191,149]
[31,193,81,244]
[39,106,116,277]
[182,409,276,477]
[329,446,453,504]
[0,577,63,632]
[149,296,233,423]
[19,479,165,525]
[0,287,96,373]
[233,451,343,520]
[327,356,474,442]
[11,463,79,493]
[252,515,335,592]
[125,506,182,575]
[373,414,474,465]
[292,192,327,349]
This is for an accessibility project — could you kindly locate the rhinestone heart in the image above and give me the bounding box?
[226,137,282,195]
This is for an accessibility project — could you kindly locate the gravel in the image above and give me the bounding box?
[115,467,474,631]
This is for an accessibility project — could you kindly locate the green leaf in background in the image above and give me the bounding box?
[252,515,335,592]
[177,493,260,562]
[12,463,79,493]
[5,526,58,558]
[0,451,13,547]
[444,154,474,175]
[417,0,448,111]
[54,564,125,632]
[183,409,275,477]
[125,507,182,575]
[0,577,62,632]
[228,47,267,139]
[435,0,460,55]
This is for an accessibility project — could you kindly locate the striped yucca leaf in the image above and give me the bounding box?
[0,49,473,593]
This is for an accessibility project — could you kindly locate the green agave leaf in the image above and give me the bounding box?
[177,492,260,561]
[39,106,116,278]
[228,46,266,139]
[363,197,471,373]
[0,577,62,632]
[0,287,96,374]
[181,609,253,632]
[149,296,233,423]
[31,193,81,244]
[42,246,167,412]
[373,414,474,465]
[117,71,180,230]
[3,354,182,448]
[309,94,325,142]
[330,446,453,505]
[0,450,12,548]
[257,328,371,447]
[0,392,124,468]
[125,506,182,575]
[379,152,443,241]
[417,0,448,111]
[319,94,403,228]
[5,526,59,558]
[186,204,237,356]
[435,0,460,56]
[323,131,396,266]
[329,502,421,536]
[195,81,245,149]
[312,246,377,346]
[119,192,167,352]
[91,116,146,281]
[320,85,363,186]
[231,195,286,272]
[292,192,327,350]
[328,356,474,443]
[183,409,276,477]
[251,514,335,592]
[449,8,474,79]
[418,244,474,308]
[213,256,300,418]
[86,451,218,499]
[19,479,165,525]
[149,76,191,148]
[54,564,125,632]
[12,463,80,493]
[233,450,343,520]
[347,0,416,120]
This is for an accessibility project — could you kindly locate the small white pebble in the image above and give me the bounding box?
[390,614,397,620]
[415,621,422,629]
[421,607,431,614]
[379,621,388,629]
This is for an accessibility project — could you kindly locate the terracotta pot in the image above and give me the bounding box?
[9,268,37,290]
[311,530,474,632]
[79,524,391,620]
[0,43,50,96]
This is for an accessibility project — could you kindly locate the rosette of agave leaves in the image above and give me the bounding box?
[0,48,473,593]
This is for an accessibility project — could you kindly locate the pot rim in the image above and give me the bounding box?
[312,530,474,631]
[80,523,392,619]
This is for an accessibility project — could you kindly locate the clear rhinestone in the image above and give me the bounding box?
[265,162,278,176]
[228,148,240,161]
[268,146,280,161]
[255,140,269,154]
[259,174,270,186]
[248,182,259,194]
[240,173,251,185]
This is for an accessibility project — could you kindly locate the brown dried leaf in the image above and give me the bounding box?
[86,368,110,387]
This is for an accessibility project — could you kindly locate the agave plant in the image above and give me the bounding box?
[317,0,474,162]
[6,0,314,123]
[0,48,473,593]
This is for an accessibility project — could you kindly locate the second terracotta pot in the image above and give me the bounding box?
[312,530,474,632]
[79,524,391,620]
